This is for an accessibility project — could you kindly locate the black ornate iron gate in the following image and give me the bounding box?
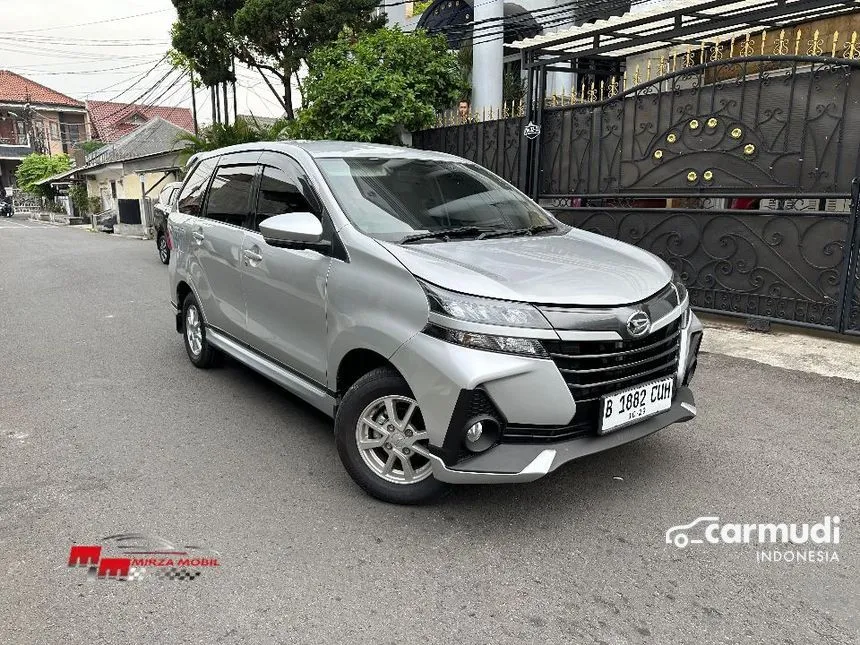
[413,49,860,336]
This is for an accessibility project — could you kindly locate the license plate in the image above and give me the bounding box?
[599,377,674,434]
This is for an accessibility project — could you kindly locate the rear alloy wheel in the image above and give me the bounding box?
[335,368,448,504]
[157,233,170,264]
[182,293,217,368]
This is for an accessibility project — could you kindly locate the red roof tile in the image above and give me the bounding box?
[0,70,84,108]
[86,100,194,143]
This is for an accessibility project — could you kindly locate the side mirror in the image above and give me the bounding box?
[259,212,324,247]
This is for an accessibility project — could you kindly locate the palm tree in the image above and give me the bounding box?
[176,117,290,164]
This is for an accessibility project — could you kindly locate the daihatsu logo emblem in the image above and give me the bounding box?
[626,311,651,337]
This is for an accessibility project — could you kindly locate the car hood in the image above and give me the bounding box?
[380,229,672,305]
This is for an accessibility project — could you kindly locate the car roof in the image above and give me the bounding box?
[189,140,464,163]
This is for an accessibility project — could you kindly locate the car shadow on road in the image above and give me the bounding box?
[210,351,692,521]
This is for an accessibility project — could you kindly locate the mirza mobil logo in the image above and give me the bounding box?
[68,533,221,581]
[666,516,841,563]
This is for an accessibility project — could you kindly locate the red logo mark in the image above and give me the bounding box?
[68,545,102,567]
[97,557,132,579]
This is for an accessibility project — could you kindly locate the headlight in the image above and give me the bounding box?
[424,323,548,357]
[420,281,551,329]
[672,272,691,328]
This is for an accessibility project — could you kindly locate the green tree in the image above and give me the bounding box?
[233,0,383,93]
[68,183,92,215]
[170,1,240,88]
[15,153,72,198]
[175,117,289,163]
[171,0,382,119]
[291,28,465,143]
[76,140,105,156]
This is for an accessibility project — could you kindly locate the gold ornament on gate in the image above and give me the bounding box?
[703,170,714,181]
[687,171,698,182]
[744,143,756,155]
[707,117,718,128]
[667,132,678,144]
[689,119,700,130]
[730,127,743,139]
[654,149,664,160]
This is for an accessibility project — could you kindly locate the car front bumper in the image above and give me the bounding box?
[426,386,696,483]
[389,312,702,484]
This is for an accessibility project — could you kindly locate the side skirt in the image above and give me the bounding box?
[206,328,336,418]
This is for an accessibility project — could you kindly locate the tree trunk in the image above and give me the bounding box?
[222,82,230,125]
[283,62,294,120]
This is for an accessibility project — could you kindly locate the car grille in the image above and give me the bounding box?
[501,320,682,443]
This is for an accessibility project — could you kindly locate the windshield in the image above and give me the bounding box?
[315,157,558,241]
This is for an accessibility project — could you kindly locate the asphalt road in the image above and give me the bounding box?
[1,217,857,644]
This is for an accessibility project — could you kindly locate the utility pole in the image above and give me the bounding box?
[211,86,219,124]
[190,70,199,135]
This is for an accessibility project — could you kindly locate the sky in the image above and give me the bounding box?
[0,0,296,125]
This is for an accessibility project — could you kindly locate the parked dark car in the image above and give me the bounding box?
[0,197,13,218]
[153,182,183,264]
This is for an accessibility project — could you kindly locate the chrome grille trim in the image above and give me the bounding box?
[501,319,682,443]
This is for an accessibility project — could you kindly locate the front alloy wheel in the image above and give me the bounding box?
[356,395,432,485]
[335,368,448,504]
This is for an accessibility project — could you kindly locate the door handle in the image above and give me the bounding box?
[192,230,205,244]
[243,249,263,264]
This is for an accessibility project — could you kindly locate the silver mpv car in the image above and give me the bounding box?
[168,142,702,504]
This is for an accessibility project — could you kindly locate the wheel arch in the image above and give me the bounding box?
[175,280,207,332]
[335,348,400,397]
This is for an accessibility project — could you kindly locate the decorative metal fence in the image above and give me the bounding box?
[413,28,860,336]
[413,110,527,190]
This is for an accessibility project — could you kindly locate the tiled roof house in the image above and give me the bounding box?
[86,100,195,143]
[0,70,89,189]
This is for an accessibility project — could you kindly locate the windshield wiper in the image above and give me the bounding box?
[400,226,489,244]
[476,223,558,240]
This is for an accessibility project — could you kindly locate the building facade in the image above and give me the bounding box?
[0,70,89,190]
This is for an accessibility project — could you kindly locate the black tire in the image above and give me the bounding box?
[157,233,170,264]
[335,367,449,505]
[181,292,218,368]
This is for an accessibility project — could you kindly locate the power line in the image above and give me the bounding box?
[95,66,177,124]
[429,0,653,47]
[10,36,169,47]
[0,43,159,61]
[15,59,164,77]
[435,0,649,38]
[1,8,172,34]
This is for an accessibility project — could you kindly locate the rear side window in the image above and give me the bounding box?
[252,159,320,231]
[204,165,256,227]
[159,186,176,206]
[177,158,217,216]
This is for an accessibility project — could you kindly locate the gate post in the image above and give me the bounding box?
[519,55,545,200]
[518,52,533,194]
[837,178,860,332]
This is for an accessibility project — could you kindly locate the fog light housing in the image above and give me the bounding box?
[466,422,483,443]
[683,330,703,386]
[463,415,500,453]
